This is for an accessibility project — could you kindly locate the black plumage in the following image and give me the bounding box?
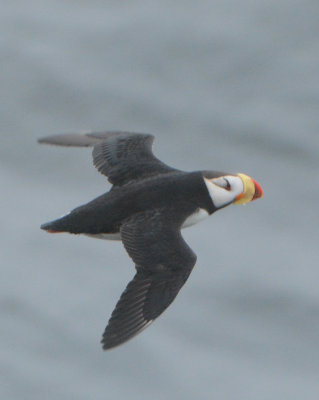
[39,131,262,350]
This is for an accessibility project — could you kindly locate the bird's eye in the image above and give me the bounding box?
[224,178,231,191]
[211,176,232,190]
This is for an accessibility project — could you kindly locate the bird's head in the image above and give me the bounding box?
[203,171,263,209]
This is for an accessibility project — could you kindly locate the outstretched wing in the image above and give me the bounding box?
[101,209,197,350]
[38,131,179,186]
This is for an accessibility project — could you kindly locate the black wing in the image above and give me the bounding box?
[38,131,179,186]
[101,209,197,350]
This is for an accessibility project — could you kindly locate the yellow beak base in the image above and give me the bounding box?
[234,173,257,205]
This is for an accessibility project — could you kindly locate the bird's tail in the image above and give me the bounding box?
[40,214,74,233]
[40,203,112,235]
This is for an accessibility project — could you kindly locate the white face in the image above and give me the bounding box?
[204,175,244,208]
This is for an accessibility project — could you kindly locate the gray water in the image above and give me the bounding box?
[1,1,319,399]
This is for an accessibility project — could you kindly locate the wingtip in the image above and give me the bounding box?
[100,318,154,351]
[37,133,101,147]
[37,135,63,145]
[100,336,120,351]
[101,341,112,351]
[100,331,127,351]
[37,136,48,144]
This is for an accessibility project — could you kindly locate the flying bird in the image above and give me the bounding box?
[38,131,263,350]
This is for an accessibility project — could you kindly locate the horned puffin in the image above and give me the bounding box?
[38,131,263,350]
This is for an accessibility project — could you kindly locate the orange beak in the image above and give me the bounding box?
[251,178,263,201]
[234,173,263,205]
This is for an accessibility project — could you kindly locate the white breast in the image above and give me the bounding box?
[182,208,209,229]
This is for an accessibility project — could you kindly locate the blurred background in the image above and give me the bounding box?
[1,1,319,399]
